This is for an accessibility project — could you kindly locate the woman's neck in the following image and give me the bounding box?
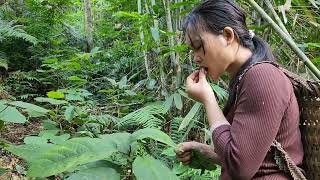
[226,46,253,79]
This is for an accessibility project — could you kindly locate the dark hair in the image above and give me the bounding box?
[183,0,275,115]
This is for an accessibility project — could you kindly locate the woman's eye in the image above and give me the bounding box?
[193,45,201,51]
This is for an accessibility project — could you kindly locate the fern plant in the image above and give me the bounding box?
[117,103,167,128]
[0,20,38,45]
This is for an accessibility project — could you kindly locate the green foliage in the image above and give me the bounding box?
[3,0,318,179]
[66,167,120,180]
[7,128,180,178]
[133,155,179,180]
[0,20,38,45]
[178,102,202,131]
[118,103,167,128]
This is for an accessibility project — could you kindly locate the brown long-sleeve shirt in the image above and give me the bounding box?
[212,63,304,180]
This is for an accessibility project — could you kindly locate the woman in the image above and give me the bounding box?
[174,0,304,179]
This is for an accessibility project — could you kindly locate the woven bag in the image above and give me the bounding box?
[274,63,320,180]
[240,62,320,180]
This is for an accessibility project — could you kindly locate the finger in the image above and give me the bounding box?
[176,142,198,153]
[198,68,207,81]
[186,71,199,85]
[177,154,192,163]
[182,160,192,166]
[188,71,199,81]
[176,151,191,158]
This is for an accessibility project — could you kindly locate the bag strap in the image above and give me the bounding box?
[271,140,307,180]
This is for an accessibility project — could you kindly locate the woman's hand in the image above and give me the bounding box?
[175,142,221,169]
[186,68,215,105]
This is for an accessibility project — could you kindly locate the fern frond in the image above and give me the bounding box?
[0,20,38,45]
[170,117,185,144]
[117,103,166,128]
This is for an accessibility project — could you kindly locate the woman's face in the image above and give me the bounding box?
[186,29,235,80]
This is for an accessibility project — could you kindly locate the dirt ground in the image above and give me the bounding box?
[0,119,43,180]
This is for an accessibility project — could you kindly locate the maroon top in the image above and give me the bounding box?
[212,63,304,180]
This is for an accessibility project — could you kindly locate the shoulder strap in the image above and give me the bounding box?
[271,141,307,180]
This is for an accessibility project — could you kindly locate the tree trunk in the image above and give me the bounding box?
[84,0,93,52]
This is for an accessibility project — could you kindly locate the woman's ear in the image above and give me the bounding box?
[222,27,235,46]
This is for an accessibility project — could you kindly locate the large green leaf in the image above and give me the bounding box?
[13,137,118,177]
[131,128,176,147]
[178,103,201,131]
[9,101,49,116]
[6,144,54,162]
[66,167,120,180]
[133,156,179,180]
[64,105,76,122]
[0,105,26,123]
[100,133,131,154]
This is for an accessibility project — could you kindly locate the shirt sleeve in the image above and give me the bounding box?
[212,64,293,179]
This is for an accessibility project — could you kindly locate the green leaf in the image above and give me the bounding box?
[133,156,179,180]
[173,93,183,110]
[146,79,156,90]
[25,138,118,177]
[0,105,27,123]
[178,103,201,131]
[163,95,174,113]
[131,128,176,147]
[6,144,54,162]
[118,76,128,89]
[100,133,131,154]
[67,167,120,180]
[68,76,87,82]
[306,42,320,49]
[151,27,160,45]
[114,11,141,19]
[9,101,49,116]
[49,134,70,144]
[24,136,48,145]
[64,106,76,122]
[0,58,8,71]
[0,167,6,176]
[65,94,84,101]
[39,130,59,137]
[0,120,4,129]
[161,147,176,157]
[34,97,68,105]
[211,84,228,101]
[47,91,65,99]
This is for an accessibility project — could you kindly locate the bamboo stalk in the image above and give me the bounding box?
[263,0,291,38]
[162,0,176,66]
[138,0,151,79]
[248,0,320,80]
[151,0,168,97]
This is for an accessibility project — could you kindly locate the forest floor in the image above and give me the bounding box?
[0,119,43,180]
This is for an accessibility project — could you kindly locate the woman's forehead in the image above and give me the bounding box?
[185,29,202,45]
